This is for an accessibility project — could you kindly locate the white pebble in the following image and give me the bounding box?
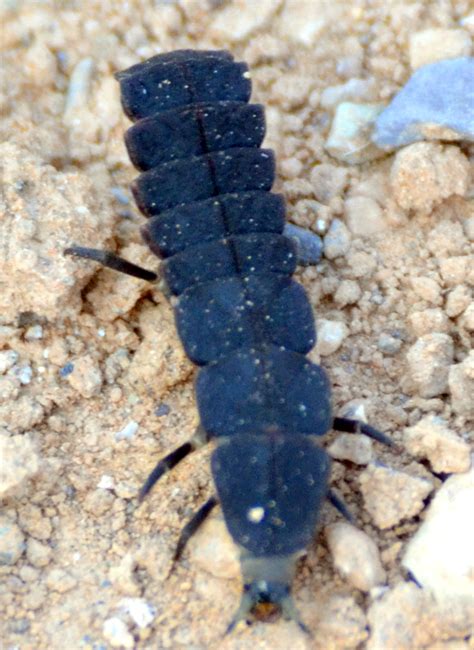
[328,433,373,465]
[97,475,115,490]
[326,522,386,591]
[115,421,139,441]
[0,350,19,374]
[316,319,349,356]
[325,102,385,164]
[102,617,134,649]
[64,58,94,117]
[321,78,377,110]
[402,458,474,600]
[119,597,156,628]
[404,416,471,474]
[24,325,43,340]
[13,365,33,385]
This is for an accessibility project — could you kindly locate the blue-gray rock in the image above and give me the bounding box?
[283,223,323,265]
[323,218,351,260]
[373,57,474,149]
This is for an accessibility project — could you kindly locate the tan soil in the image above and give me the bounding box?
[1,1,473,649]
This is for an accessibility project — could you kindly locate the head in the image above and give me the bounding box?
[226,552,310,634]
[212,433,331,635]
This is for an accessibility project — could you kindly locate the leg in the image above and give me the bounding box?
[64,246,158,282]
[332,416,394,447]
[139,441,195,502]
[327,489,354,524]
[173,495,218,562]
[139,425,208,501]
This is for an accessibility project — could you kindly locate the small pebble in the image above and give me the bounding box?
[320,78,377,110]
[374,58,474,148]
[359,463,434,529]
[154,403,170,417]
[119,598,156,628]
[283,223,323,265]
[26,538,52,568]
[328,433,373,465]
[428,220,467,258]
[110,187,130,205]
[310,164,348,203]
[66,354,103,398]
[24,324,43,340]
[390,142,470,214]
[0,515,25,565]
[408,308,449,337]
[405,333,454,398]
[103,617,134,649]
[402,459,474,600]
[334,279,361,307]
[59,362,74,378]
[445,285,471,318]
[97,475,115,490]
[409,30,472,69]
[188,516,239,580]
[114,482,137,500]
[325,522,386,591]
[18,504,52,540]
[377,333,402,355]
[404,416,471,474]
[46,568,77,593]
[12,364,33,385]
[344,196,386,236]
[439,257,470,287]
[459,303,474,331]
[448,351,474,418]
[0,350,19,374]
[463,216,474,241]
[367,582,473,650]
[323,218,351,259]
[315,319,349,356]
[64,57,94,117]
[0,434,39,498]
[83,489,115,516]
[325,102,385,164]
[115,421,139,442]
[410,276,442,305]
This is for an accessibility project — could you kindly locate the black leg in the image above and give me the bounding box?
[332,416,394,447]
[327,489,354,524]
[64,246,158,282]
[173,496,218,562]
[139,441,195,502]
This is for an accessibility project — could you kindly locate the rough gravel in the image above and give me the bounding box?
[1,1,473,649]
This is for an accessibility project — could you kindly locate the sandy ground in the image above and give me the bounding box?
[1,1,473,649]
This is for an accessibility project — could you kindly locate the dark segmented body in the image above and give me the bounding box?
[108,49,390,630]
